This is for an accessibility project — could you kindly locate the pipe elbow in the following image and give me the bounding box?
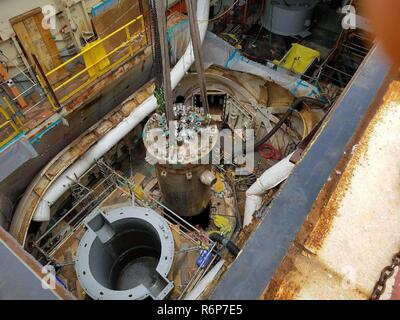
[243,194,262,227]
[33,200,51,222]
[200,170,217,186]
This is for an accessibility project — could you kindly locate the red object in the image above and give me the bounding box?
[168,0,187,15]
[258,143,283,160]
[0,63,28,109]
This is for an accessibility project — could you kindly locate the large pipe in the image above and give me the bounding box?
[184,259,225,300]
[242,97,326,227]
[33,0,211,221]
[243,152,296,227]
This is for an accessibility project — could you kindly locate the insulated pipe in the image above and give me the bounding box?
[184,259,225,300]
[243,152,296,227]
[33,0,211,222]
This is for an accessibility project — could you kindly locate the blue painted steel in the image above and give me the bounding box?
[196,249,212,268]
[92,0,118,17]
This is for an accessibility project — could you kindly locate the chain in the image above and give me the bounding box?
[154,87,165,113]
[370,250,400,300]
[149,0,164,90]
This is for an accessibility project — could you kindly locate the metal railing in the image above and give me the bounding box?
[33,159,219,299]
[0,15,147,149]
[43,14,147,104]
[0,96,26,150]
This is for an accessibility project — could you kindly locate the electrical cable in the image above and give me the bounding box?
[241,51,270,62]
[198,0,240,22]
[214,0,224,17]
[258,143,283,160]
[254,97,326,149]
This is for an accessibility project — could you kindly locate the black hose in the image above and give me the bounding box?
[254,97,326,149]
[226,240,240,257]
[210,233,240,257]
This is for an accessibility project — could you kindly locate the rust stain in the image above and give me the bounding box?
[261,79,400,299]
[272,280,302,300]
[261,245,302,300]
[262,243,371,299]
[303,81,400,253]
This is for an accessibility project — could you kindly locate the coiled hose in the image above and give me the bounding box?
[254,97,327,149]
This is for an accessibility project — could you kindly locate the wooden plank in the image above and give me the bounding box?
[170,225,182,298]
[9,7,42,25]
[33,14,62,67]
[143,178,158,194]
[92,0,141,52]
[11,10,67,81]
[24,17,52,71]
[133,172,146,186]
[12,22,36,67]
[32,13,67,81]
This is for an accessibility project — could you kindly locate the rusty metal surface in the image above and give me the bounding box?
[155,163,213,217]
[211,45,393,300]
[264,78,400,300]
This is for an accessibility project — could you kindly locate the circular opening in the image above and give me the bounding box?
[164,204,211,229]
[88,218,162,292]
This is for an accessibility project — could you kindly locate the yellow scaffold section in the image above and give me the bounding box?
[44,14,147,104]
[0,96,26,149]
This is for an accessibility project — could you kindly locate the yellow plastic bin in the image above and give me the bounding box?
[275,43,320,75]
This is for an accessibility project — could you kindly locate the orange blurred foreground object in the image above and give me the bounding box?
[367,0,400,65]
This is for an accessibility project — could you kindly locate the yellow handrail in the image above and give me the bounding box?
[44,14,147,104]
[0,96,25,149]
[46,15,144,77]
